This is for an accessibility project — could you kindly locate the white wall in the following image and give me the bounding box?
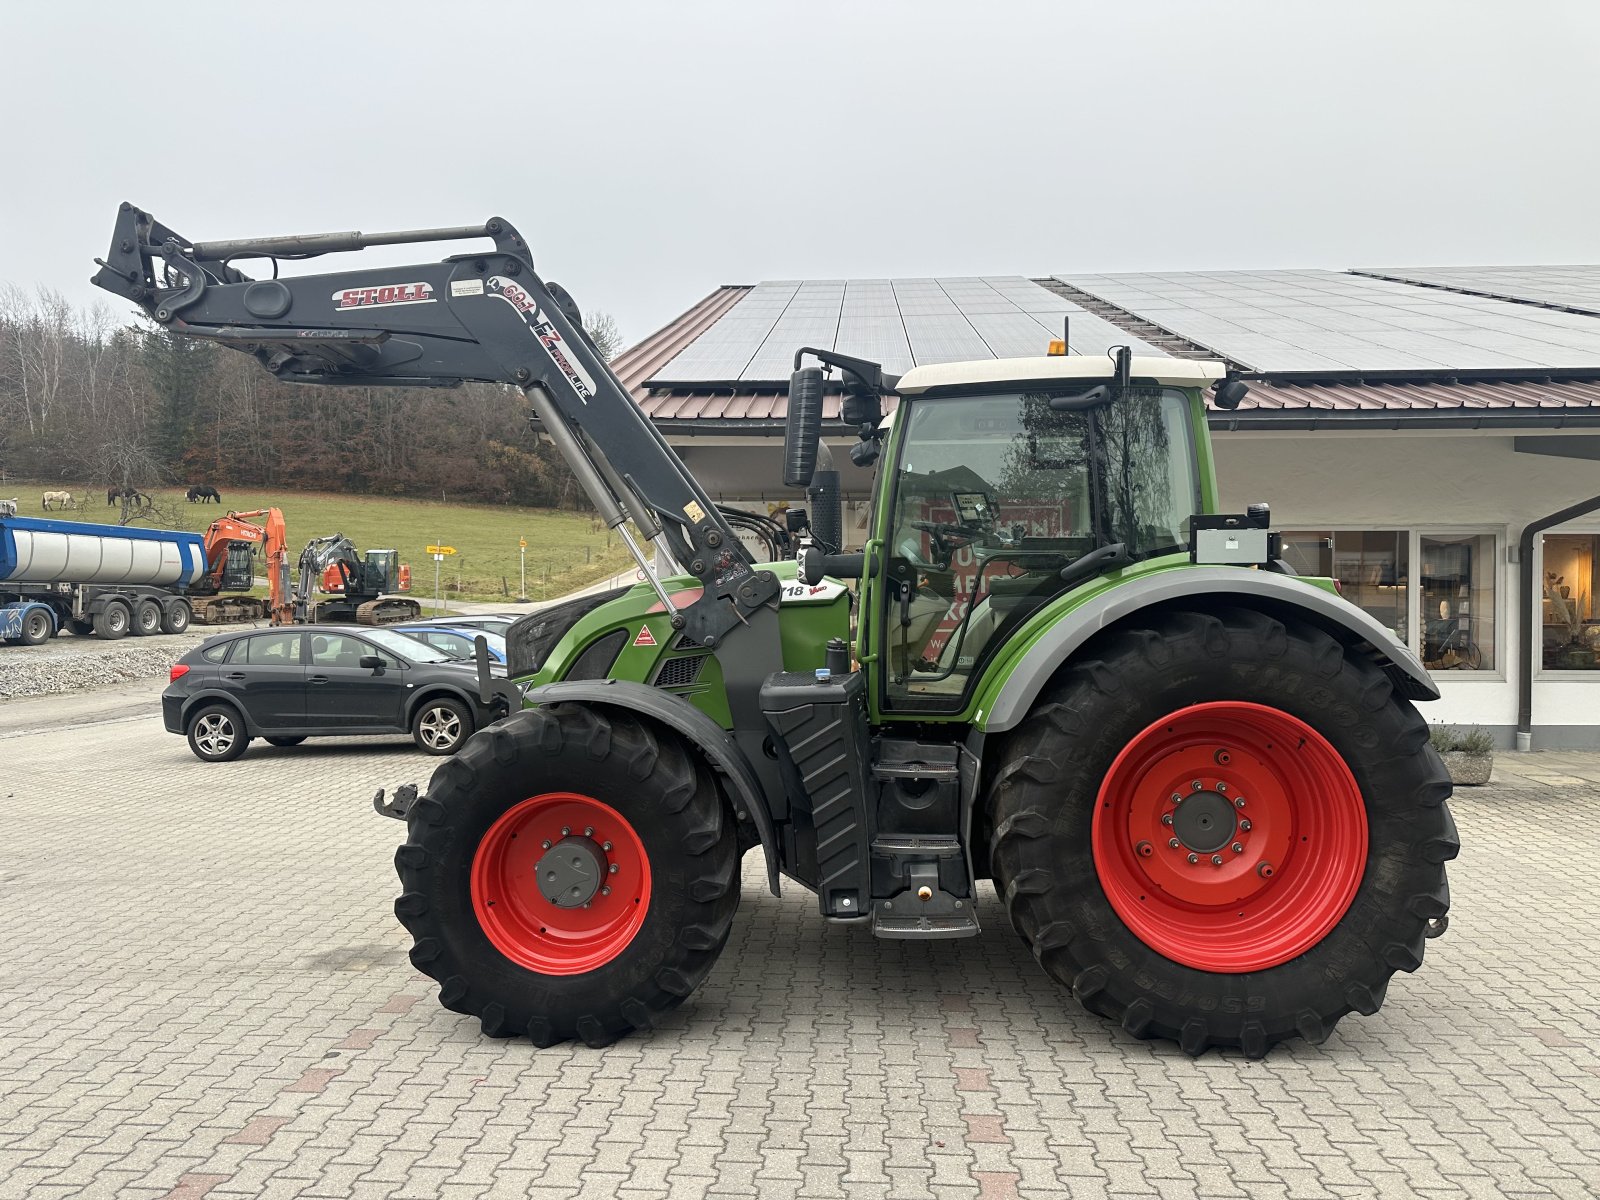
[1215,428,1600,743]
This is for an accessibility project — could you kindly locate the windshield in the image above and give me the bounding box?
[881,386,1198,711]
[361,627,456,663]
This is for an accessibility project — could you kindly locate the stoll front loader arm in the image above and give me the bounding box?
[92,204,787,839]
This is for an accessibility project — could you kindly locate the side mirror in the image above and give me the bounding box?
[359,654,383,671]
[784,366,825,488]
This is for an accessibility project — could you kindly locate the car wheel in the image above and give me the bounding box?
[413,697,473,756]
[93,602,131,640]
[132,599,163,637]
[265,736,307,748]
[162,602,192,635]
[187,704,249,762]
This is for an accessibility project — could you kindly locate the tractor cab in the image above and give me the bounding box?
[873,356,1221,713]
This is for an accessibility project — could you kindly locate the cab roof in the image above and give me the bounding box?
[895,355,1225,395]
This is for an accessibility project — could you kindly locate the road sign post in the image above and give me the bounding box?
[517,536,529,603]
[426,543,457,614]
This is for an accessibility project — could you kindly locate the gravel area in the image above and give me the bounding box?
[0,623,256,701]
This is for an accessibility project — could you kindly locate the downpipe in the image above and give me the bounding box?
[1516,493,1600,751]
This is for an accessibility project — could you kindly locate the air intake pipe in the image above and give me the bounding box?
[806,442,842,553]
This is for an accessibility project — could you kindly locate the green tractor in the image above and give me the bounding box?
[93,207,1457,1056]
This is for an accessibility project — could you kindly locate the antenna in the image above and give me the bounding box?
[1062,315,1070,354]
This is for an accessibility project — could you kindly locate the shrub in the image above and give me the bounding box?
[1429,724,1494,755]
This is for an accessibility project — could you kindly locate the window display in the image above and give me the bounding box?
[1282,530,1409,642]
[1542,533,1600,671]
[1420,534,1495,672]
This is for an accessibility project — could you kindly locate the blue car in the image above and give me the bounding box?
[391,623,509,666]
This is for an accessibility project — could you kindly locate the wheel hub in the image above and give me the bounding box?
[535,836,605,908]
[1172,791,1236,853]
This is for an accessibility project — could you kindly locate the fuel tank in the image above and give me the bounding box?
[0,516,207,588]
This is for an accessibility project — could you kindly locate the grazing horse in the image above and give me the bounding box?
[42,490,76,511]
[1,498,17,517]
[187,485,221,504]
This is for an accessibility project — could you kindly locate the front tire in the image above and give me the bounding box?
[186,703,249,762]
[393,705,740,1047]
[412,697,473,755]
[989,607,1459,1058]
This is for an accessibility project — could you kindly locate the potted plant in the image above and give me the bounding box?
[1429,724,1494,786]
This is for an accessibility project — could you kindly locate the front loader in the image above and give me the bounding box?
[93,205,1458,1057]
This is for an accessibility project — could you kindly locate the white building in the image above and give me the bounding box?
[611,267,1600,748]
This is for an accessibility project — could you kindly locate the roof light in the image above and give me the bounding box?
[1047,339,1067,356]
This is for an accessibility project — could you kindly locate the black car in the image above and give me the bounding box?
[164,625,518,762]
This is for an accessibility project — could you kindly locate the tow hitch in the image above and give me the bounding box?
[373,783,420,821]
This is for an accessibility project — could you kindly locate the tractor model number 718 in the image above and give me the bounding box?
[92,206,1458,1057]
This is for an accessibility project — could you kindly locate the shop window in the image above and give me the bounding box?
[1283,530,1409,642]
[1543,534,1600,671]
[1420,534,1496,672]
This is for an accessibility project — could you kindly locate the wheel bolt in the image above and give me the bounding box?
[1187,853,1198,864]
[1168,838,1180,849]
[1191,780,1203,791]
[1232,842,1244,854]
[1170,793,1181,804]
[584,826,594,837]
[1239,819,1252,832]
[1234,798,1246,809]
[541,840,552,850]
[1216,782,1227,793]
[602,841,612,852]
[601,886,611,896]
[1136,841,1153,858]
[1211,854,1223,866]
[1257,862,1274,878]
[608,863,619,874]
[1161,813,1174,827]
[561,826,570,836]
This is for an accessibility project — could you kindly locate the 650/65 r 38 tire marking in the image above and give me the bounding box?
[471,792,652,976]
[1092,701,1367,973]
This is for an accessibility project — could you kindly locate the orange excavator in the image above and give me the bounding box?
[190,507,293,625]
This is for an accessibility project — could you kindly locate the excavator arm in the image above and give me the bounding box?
[92,204,781,655]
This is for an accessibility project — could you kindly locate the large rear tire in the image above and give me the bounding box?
[93,602,130,640]
[393,704,740,1047]
[989,607,1459,1058]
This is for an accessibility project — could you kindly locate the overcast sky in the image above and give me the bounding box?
[4,1,1598,346]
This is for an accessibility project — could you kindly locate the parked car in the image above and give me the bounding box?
[164,625,520,762]
[390,622,509,664]
[429,613,520,637]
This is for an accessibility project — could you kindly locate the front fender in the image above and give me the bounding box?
[521,679,781,896]
[981,566,1439,733]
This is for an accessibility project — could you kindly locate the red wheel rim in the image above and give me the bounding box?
[471,792,651,976]
[1091,702,1367,973]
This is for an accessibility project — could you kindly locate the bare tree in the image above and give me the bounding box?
[584,310,624,363]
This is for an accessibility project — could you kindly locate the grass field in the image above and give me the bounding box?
[3,483,637,603]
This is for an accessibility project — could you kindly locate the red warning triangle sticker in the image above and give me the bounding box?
[633,625,657,648]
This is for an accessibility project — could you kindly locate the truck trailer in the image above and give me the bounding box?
[0,514,205,643]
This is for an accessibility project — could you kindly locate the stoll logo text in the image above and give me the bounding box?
[332,282,435,309]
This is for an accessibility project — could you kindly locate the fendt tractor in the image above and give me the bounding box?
[93,205,1458,1057]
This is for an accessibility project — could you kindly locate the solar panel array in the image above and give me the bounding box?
[647,277,1165,384]
[1057,270,1600,372]
[1353,266,1600,316]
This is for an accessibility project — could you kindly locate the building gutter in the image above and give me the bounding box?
[1517,493,1600,751]
[1211,412,1600,433]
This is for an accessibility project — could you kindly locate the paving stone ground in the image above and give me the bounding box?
[2,687,1599,1199]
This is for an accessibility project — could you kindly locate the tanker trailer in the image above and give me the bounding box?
[0,515,207,643]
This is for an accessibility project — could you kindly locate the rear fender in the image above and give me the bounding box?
[980,567,1439,734]
[522,679,781,896]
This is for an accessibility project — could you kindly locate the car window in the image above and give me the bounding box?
[202,642,231,663]
[309,633,399,668]
[240,632,302,666]
[421,631,472,659]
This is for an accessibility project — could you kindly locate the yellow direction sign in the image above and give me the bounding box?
[426,545,457,555]
[519,537,528,549]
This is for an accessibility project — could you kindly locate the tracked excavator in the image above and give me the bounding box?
[294,533,419,625]
[190,507,293,625]
[92,204,1457,1058]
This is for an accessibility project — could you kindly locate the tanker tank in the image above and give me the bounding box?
[0,516,206,588]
